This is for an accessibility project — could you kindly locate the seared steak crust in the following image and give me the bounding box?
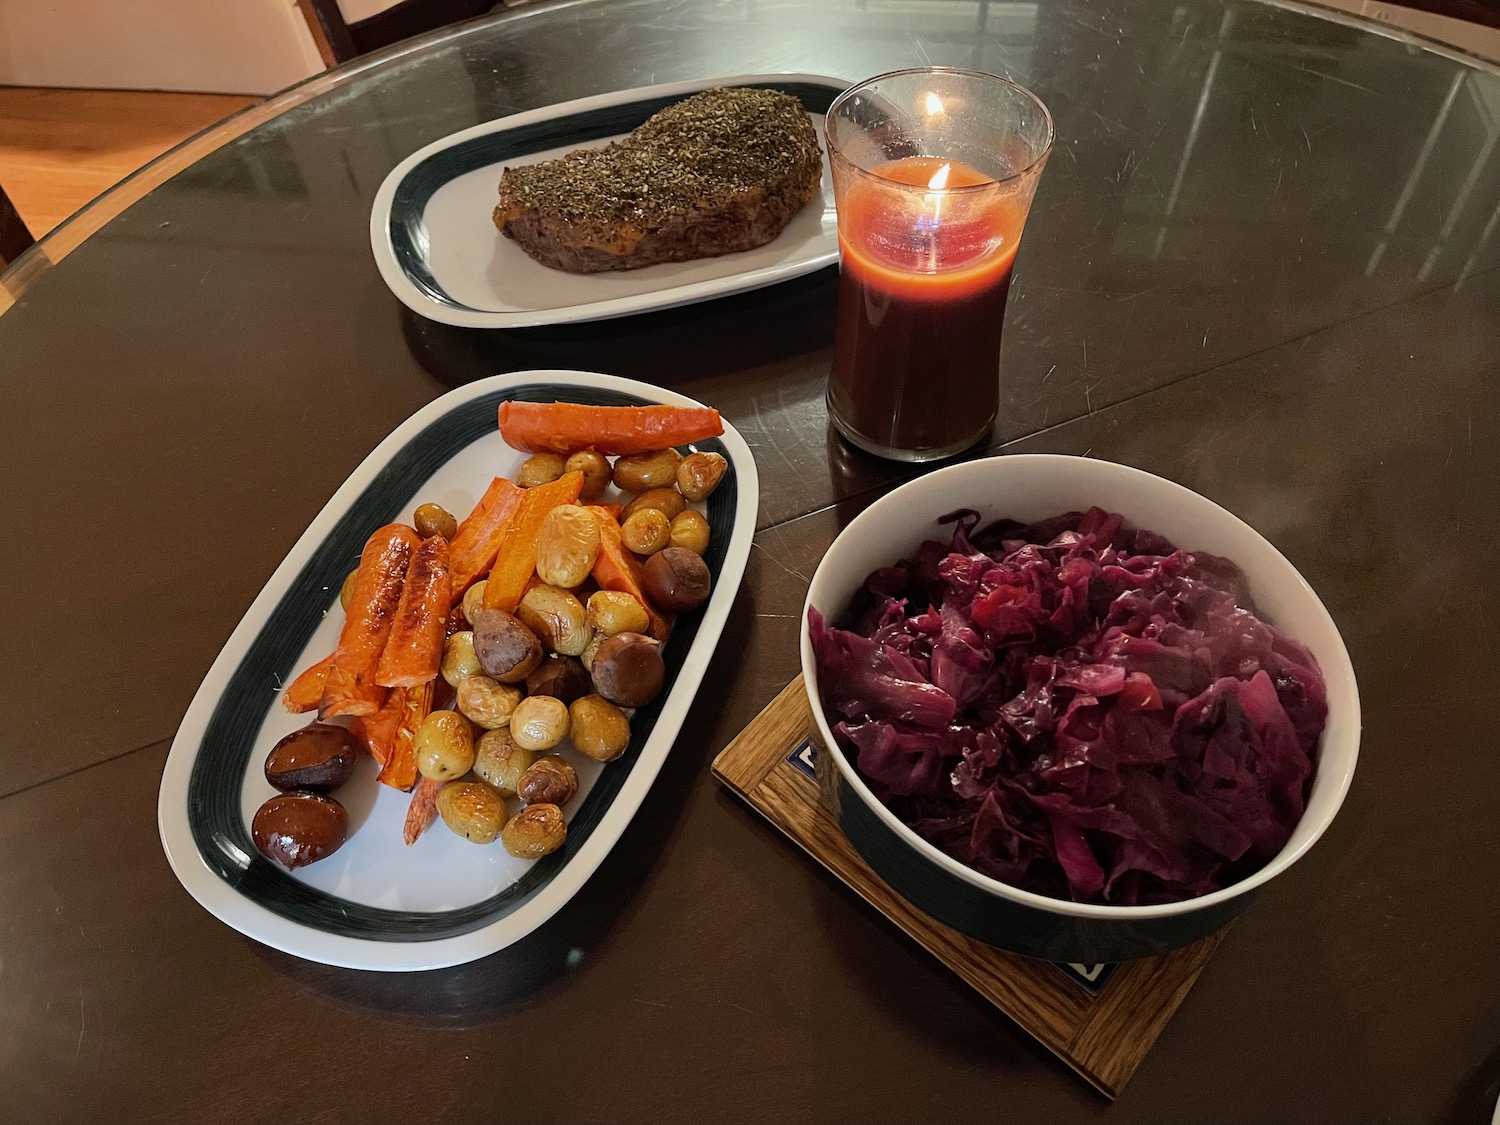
[493,88,823,273]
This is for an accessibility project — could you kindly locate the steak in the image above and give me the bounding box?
[492,87,823,273]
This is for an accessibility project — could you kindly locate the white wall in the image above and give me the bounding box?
[0,0,327,95]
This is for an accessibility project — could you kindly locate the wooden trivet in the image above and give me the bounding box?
[711,676,1227,1098]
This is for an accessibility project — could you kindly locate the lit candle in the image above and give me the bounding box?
[827,155,1024,456]
[824,70,1052,462]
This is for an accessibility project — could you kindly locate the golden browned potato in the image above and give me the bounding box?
[612,449,681,493]
[676,452,727,502]
[510,695,570,751]
[535,504,601,589]
[518,585,593,657]
[586,590,649,638]
[569,695,631,763]
[669,510,711,556]
[473,728,534,797]
[564,450,611,499]
[414,502,458,540]
[579,632,605,672]
[620,487,686,523]
[415,710,476,781]
[621,508,671,555]
[518,453,567,488]
[517,755,578,805]
[440,631,483,687]
[461,580,488,626]
[501,803,567,859]
[436,780,508,844]
[455,674,523,730]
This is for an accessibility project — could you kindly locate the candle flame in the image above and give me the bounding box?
[927,162,952,191]
[924,91,945,116]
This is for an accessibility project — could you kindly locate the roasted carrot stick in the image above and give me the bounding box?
[376,536,452,688]
[377,680,432,791]
[448,477,523,594]
[498,401,723,456]
[482,471,584,612]
[350,686,405,768]
[403,777,442,846]
[320,524,420,718]
[587,506,671,641]
[283,652,337,713]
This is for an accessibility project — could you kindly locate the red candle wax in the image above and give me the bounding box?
[828,156,1024,457]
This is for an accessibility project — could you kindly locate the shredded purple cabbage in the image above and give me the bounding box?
[810,507,1328,906]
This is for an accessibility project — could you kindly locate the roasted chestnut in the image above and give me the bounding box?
[525,655,592,704]
[471,607,545,683]
[589,632,665,708]
[641,547,711,613]
[252,791,348,869]
[264,723,360,793]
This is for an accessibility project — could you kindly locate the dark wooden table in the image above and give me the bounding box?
[3,1,1499,1120]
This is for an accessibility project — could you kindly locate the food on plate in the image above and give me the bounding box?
[668,510,711,556]
[252,791,349,870]
[501,803,567,859]
[518,453,567,488]
[492,87,822,273]
[510,695,571,752]
[448,477,524,595]
[440,630,484,687]
[472,608,545,683]
[483,471,585,613]
[455,674,523,729]
[264,723,361,793]
[589,632,665,708]
[564,450,611,498]
[436,780,509,844]
[415,710,478,781]
[496,401,723,456]
[413,502,458,540]
[620,486,686,524]
[642,547,712,613]
[808,507,1329,906]
[525,656,591,704]
[613,448,682,493]
[569,695,631,763]
[676,452,727,502]
[622,507,672,555]
[517,585,594,657]
[516,755,579,806]
[586,590,650,638]
[320,524,422,718]
[339,570,359,612]
[473,728,534,797]
[375,535,452,688]
[271,397,728,864]
[535,504,602,588]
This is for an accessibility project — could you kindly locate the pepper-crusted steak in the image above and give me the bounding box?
[492,87,824,273]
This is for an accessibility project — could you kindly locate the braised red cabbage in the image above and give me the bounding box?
[809,507,1327,906]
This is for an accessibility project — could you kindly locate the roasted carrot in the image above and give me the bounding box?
[282,652,337,713]
[587,506,672,641]
[375,536,452,688]
[596,501,623,522]
[482,470,584,612]
[377,680,432,791]
[498,401,723,456]
[448,477,523,594]
[319,524,421,718]
[403,777,442,846]
[350,686,405,768]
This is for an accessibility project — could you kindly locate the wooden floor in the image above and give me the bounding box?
[0,87,257,239]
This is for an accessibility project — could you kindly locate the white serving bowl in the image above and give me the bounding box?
[800,454,1360,962]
